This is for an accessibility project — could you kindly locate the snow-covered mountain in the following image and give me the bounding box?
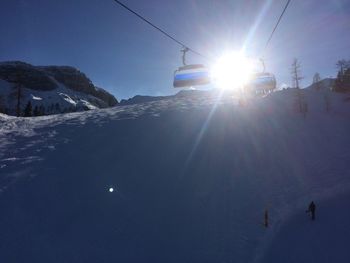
[0,61,118,116]
[120,89,223,106]
[0,87,350,262]
[305,78,335,91]
[120,80,337,107]
[119,94,169,105]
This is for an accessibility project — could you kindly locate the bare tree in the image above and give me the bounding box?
[291,59,307,116]
[291,58,304,89]
[312,72,321,90]
[293,88,308,117]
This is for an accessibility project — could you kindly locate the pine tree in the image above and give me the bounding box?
[33,106,39,116]
[38,105,45,116]
[55,103,61,113]
[24,101,32,117]
[336,59,349,75]
[10,82,23,117]
[0,95,5,114]
[50,103,55,114]
[334,71,343,92]
[334,59,350,92]
[16,84,22,116]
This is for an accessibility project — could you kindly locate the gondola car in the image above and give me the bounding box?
[173,64,211,88]
[247,72,276,94]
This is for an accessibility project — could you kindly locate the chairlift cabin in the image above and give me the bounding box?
[246,72,276,94]
[173,64,211,88]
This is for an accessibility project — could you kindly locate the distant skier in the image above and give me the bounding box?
[264,209,269,228]
[306,201,316,221]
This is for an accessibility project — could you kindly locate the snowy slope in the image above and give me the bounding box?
[261,192,350,263]
[0,88,350,262]
[305,78,335,91]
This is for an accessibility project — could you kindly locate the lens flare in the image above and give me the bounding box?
[211,51,255,90]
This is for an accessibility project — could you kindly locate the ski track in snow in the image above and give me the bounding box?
[0,89,350,262]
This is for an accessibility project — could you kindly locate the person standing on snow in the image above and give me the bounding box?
[264,209,269,228]
[306,201,316,221]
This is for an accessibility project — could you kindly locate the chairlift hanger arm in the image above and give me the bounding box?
[260,58,266,72]
[181,47,189,66]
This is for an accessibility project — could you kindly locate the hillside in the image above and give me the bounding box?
[120,89,225,106]
[0,61,118,116]
[120,80,338,107]
[0,88,349,262]
[305,78,335,91]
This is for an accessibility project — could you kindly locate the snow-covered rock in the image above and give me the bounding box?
[0,61,118,116]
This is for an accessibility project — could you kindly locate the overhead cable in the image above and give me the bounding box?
[262,0,292,54]
[112,0,209,60]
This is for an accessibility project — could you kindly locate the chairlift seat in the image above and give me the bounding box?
[173,64,211,88]
[249,72,276,90]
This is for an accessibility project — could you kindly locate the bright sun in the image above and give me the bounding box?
[211,52,255,90]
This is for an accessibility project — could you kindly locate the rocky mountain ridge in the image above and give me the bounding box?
[0,61,118,116]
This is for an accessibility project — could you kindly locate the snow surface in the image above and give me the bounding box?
[0,88,350,262]
[261,192,350,263]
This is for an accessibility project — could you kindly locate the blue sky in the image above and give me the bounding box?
[0,0,349,99]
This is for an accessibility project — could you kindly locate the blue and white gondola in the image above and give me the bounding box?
[173,64,211,88]
[247,72,276,93]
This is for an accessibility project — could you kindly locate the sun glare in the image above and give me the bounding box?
[211,52,255,90]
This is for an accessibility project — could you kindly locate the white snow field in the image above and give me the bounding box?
[0,88,350,262]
